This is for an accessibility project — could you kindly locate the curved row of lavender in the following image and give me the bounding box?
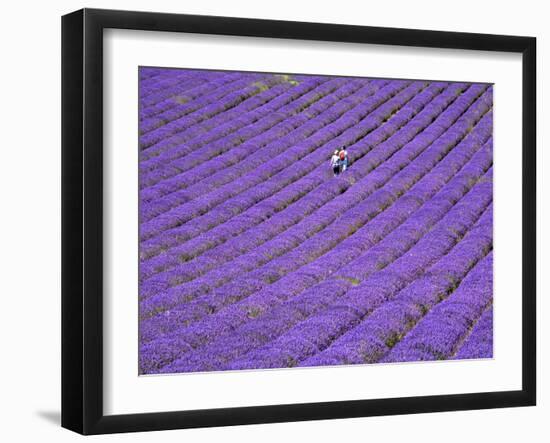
[138,67,493,375]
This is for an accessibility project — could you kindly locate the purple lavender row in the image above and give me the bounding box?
[139,71,249,113]
[139,67,183,87]
[139,68,195,97]
[140,78,329,171]
[139,85,487,285]
[139,75,250,135]
[139,101,493,347]
[142,132,492,373]
[139,83,463,287]
[139,78,373,194]
[139,70,209,101]
[218,167,492,372]
[140,82,297,174]
[139,69,221,98]
[140,72,262,139]
[140,74,283,143]
[140,81,421,244]
[152,82,294,150]
[140,74,215,121]
[140,76,325,162]
[381,250,493,363]
[140,73,282,134]
[140,79,326,193]
[140,76,307,143]
[139,67,165,81]
[139,78,344,196]
[138,80,405,239]
[139,70,221,110]
[453,303,493,360]
[139,66,197,87]
[140,78,366,189]
[301,189,493,367]
[142,85,422,250]
[139,71,233,120]
[140,83,372,228]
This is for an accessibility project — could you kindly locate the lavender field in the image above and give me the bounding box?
[138,67,493,375]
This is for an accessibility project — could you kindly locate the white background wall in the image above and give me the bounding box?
[0,0,546,441]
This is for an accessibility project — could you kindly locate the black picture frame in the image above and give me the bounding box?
[61,8,536,435]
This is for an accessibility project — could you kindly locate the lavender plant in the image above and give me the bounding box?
[137,67,494,374]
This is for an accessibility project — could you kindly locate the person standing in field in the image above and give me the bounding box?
[331,150,340,177]
[339,147,349,172]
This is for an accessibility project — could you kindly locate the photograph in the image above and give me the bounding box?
[137,67,494,375]
[0,0,543,439]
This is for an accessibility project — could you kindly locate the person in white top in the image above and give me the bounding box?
[330,150,340,177]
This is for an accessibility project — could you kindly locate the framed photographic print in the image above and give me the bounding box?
[61,8,536,435]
